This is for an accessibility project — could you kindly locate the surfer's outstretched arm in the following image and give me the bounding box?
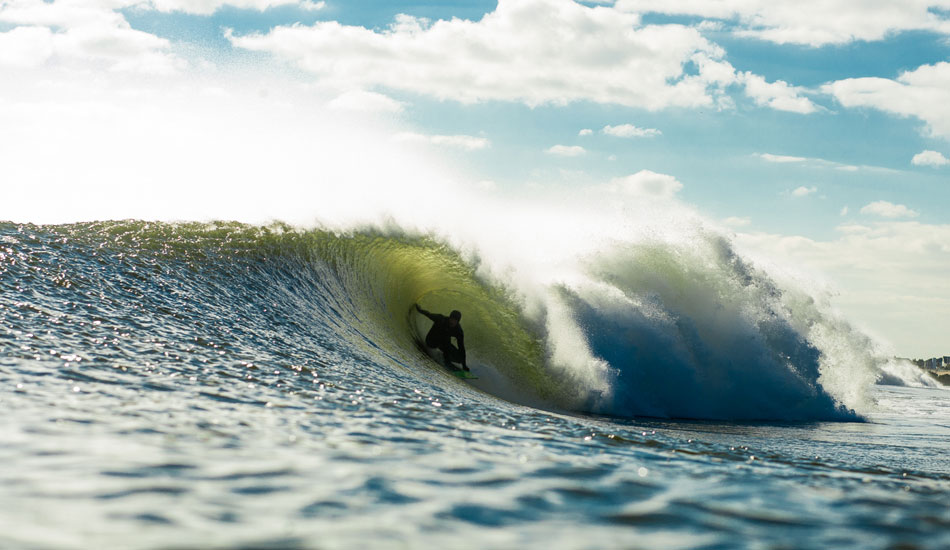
[414,303,436,321]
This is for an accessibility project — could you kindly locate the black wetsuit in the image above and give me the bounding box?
[416,307,466,369]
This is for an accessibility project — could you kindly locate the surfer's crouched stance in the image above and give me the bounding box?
[415,304,469,371]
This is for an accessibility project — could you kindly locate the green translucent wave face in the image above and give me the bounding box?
[305,228,558,403]
[38,220,561,407]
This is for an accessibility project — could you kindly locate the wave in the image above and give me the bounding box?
[2,219,924,422]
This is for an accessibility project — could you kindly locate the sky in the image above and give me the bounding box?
[0,0,948,357]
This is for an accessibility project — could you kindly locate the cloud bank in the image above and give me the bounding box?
[616,0,950,46]
[228,0,813,112]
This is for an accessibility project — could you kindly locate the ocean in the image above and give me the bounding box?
[1,220,947,550]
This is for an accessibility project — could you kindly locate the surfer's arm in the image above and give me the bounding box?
[456,330,467,368]
[414,303,436,320]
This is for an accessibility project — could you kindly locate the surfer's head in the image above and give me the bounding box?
[449,310,461,326]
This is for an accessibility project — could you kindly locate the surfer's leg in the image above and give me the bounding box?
[439,344,462,370]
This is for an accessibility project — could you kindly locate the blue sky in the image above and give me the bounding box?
[1,0,948,356]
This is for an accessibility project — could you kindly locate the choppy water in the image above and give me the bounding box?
[1,221,948,550]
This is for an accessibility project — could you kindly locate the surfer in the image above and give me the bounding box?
[414,304,468,371]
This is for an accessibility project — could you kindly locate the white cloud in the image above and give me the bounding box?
[0,0,329,73]
[758,153,808,163]
[0,0,131,28]
[227,0,795,111]
[791,186,817,197]
[739,72,817,114]
[860,201,919,219]
[608,170,683,199]
[0,1,180,74]
[616,0,950,46]
[578,128,593,136]
[395,132,490,151]
[328,90,404,113]
[840,206,849,216]
[602,123,661,138]
[756,152,884,173]
[824,61,950,139]
[546,144,587,157]
[912,149,950,167]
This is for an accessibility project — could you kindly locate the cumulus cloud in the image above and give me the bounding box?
[608,170,683,199]
[791,186,817,197]
[578,128,594,136]
[912,149,950,167]
[616,0,950,46]
[740,72,818,113]
[227,0,800,112]
[0,0,331,72]
[546,145,587,157]
[395,132,490,151]
[602,123,661,138]
[860,201,919,219]
[0,0,179,73]
[824,61,950,139]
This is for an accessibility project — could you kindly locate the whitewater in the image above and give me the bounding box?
[1,80,948,550]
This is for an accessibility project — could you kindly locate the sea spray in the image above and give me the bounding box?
[538,233,858,420]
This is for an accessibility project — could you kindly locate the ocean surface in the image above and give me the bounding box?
[1,220,948,550]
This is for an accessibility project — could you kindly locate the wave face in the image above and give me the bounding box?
[1,220,913,421]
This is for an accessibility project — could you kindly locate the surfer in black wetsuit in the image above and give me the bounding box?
[414,304,468,371]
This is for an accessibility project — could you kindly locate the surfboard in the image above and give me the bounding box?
[450,369,478,380]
